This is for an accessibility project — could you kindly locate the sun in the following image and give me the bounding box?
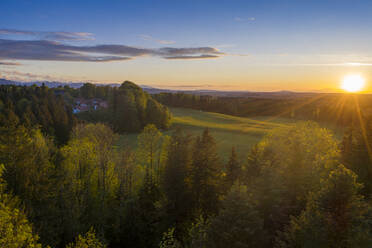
[341,75,365,92]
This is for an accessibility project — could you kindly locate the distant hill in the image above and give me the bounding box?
[0,78,121,89]
[0,78,341,98]
[169,107,294,159]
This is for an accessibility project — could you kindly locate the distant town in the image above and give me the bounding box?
[72,98,108,113]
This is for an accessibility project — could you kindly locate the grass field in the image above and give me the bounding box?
[117,107,344,161]
[169,107,295,160]
[117,107,294,160]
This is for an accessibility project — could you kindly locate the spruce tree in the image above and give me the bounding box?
[225,146,240,190]
[162,129,193,238]
[190,128,221,217]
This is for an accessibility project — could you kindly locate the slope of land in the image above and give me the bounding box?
[169,107,295,160]
[120,107,343,161]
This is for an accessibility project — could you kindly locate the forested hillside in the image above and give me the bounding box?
[58,81,172,133]
[110,81,171,132]
[1,83,372,248]
[154,92,372,126]
[0,84,75,144]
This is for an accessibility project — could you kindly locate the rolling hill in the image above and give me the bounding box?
[169,107,295,160]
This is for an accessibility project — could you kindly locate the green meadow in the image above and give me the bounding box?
[118,107,295,161]
[169,107,295,160]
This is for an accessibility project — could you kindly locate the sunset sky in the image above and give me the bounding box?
[1,0,372,91]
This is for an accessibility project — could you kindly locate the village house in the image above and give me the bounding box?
[73,98,108,114]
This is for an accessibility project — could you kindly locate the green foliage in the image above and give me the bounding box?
[0,165,42,248]
[66,228,106,248]
[80,83,97,99]
[137,124,166,183]
[111,81,171,133]
[60,123,119,241]
[190,128,222,217]
[225,146,240,190]
[78,83,112,100]
[186,215,210,248]
[277,165,372,248]
[0,125,60,246]
[207,187,266,248]
[242,122,341,246]
[4,82,372,248]
[117,173,162,248]
[155,92,365,126]
[0,85,75,144]
[161,129,193,238]
[159,228,182,248]
[341,118,372,196]
[116,142,144,197]
[169,107,292,159]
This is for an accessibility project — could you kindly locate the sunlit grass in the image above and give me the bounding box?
[171,108,290,135]
[116,108,295,160]
[169,108,294,159]
[117,107,344,161]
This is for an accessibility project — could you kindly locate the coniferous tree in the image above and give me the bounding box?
[159,228,182,248]
[162,129,193,238]
[207,187,266,248]
[137,124,165,184]
[66,228,106,248]
[0,165,42,248]
[60,123,118,243]
[341,119,372,197]
[190,128,222,217]
[120,170,162,248]
[110,81,171,133]
[225,146,240,190]
[0,125,60,246]
[244,122,341,247]
[277,165,372,248]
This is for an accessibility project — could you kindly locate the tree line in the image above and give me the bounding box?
[0,84,76,144]
[154,92,372,126]
[0,81,171,145]
[58,81,172,133]
[2,121,372,247]
[1,84,372,247]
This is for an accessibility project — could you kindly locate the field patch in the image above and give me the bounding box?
[117,107,295,161]
[169,108,295,160]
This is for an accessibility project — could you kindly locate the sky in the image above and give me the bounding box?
[1,0,372,91]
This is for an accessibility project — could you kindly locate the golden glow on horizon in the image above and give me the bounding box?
[341,75,365,93]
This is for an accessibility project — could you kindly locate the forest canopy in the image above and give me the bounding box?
[66,81,172,133]
[1,82,372,247]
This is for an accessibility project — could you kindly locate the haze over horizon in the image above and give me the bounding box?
[1,0,372,92]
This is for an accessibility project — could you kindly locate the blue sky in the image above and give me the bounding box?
[1,0,372,91]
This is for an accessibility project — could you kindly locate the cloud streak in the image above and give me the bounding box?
[234,17,255,22]
[0,61,21,66]
[0,70,59,81]
[0,29,95,41]
[0,39,223,62]
[164,54,219,60]
[139,34,175,45]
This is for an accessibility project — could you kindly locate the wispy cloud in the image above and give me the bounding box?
[157,47,222,56]
[149,84,234,90]
[344,62,372,66]
[0,61,21,66]
[234,17,255,22]
[164,54,219,60]
[214,44,236,49]
[0,38,223,62]
[259,62,372,67]
[0,70,58,81]
[0,29,95,41]
[139,34,175,45]
[0,69,101,82]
